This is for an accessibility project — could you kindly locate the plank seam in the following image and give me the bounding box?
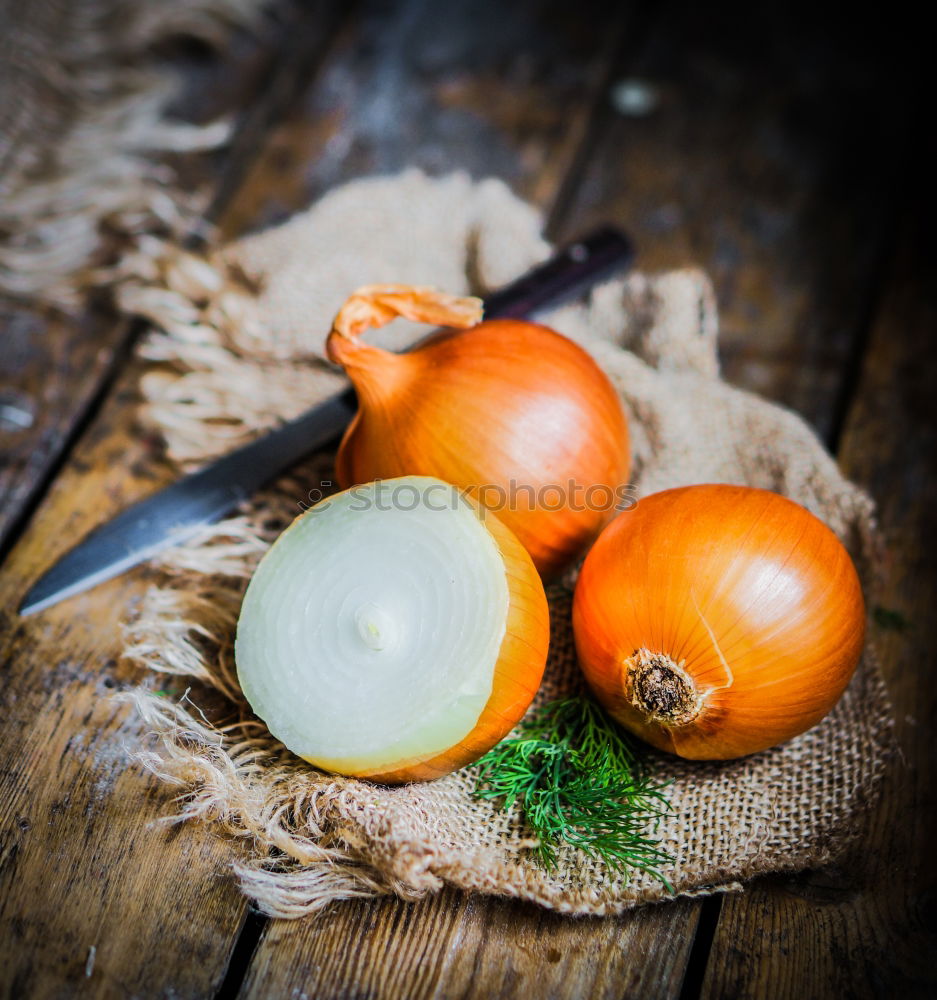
[215,908,269,1000]
[677,894,723,1000]
[0,317,143,575]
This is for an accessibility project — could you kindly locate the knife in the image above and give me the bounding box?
[20,226,634,616]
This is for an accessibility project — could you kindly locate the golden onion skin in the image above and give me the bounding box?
[572,484,866,759]
[330,319,629,578]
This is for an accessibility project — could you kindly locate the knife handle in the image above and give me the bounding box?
[482,226,634,319]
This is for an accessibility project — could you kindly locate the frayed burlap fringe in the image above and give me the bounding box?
[0,0,267,308]
[118,171,895,918]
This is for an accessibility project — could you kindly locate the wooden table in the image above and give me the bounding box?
[2,3,934,997]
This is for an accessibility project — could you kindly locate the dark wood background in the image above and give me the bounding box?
[1,1,934,997]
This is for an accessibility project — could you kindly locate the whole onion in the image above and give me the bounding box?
[572,484,866,759]
[325,284,630,576]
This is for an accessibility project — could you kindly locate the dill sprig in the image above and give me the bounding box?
[474,695,674,889]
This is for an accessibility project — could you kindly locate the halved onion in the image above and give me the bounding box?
[235,475,550,783]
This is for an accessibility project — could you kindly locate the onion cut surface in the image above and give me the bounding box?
[572,484,867,760]
[236,476,549,783]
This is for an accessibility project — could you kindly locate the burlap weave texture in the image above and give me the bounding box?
[121,170,894,918]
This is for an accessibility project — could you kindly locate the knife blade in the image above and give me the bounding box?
[20,226,634,616]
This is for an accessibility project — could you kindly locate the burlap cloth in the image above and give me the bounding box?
[120,170,895,918]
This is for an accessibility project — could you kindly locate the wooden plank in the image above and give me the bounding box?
[698,152,937,997]
[219,0,630,238]
[241,888,700,1000]
[0,7,358,998]
[0,303,129,555]
[0,0,313,556]
[565,9,921,996]
[0,363,254,999]
[552,0,907,442]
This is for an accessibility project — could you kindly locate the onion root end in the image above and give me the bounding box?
[624,648,702,727]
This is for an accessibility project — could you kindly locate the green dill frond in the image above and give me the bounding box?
[474,695,674,889]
